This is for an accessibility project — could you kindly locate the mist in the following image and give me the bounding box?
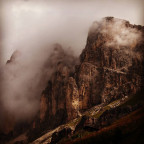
[90,17,143,48]
[0,0,144,133]
[0,44,78,133]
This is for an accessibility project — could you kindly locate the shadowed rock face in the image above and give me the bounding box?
[34,17,144,136]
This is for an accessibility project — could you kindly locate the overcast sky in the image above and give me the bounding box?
[0,0,144,64]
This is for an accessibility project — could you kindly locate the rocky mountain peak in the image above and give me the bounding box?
[81,17,144,66]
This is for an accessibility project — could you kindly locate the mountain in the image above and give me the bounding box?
[27,17,144,143]
[32,90,144,144]
[1,17,144,144]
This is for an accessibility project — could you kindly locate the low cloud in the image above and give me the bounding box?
[89,17,143,61]
[90,17,142,48]
[0,43,78,133]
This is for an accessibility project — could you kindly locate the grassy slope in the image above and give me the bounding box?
[58,90,144,144]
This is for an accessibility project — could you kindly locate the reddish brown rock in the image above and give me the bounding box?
[65,77,79,121]
[78,17,144,108]
[36,18,144,133]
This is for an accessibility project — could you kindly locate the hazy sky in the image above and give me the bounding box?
[0,0,143,132]
[0,0,144,64]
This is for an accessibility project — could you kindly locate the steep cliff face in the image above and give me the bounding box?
[75,62,103,111]
[78,17,144,108]
[34,45,80,132]
[35,17,144,135]
[39,65,79,126]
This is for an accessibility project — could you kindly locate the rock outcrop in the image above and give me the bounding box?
[75,104,142,133]
[78,17,144,107]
